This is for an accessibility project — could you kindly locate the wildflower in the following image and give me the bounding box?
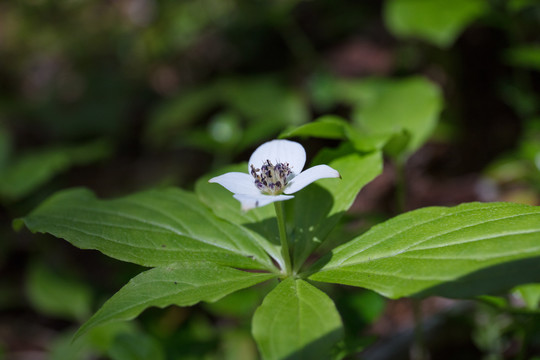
[209,139,340,210]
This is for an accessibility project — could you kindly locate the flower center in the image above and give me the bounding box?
[250,160,292,195]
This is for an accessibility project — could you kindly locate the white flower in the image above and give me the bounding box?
[209,139,340,210]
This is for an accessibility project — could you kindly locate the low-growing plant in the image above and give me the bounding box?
[14,114,540,358]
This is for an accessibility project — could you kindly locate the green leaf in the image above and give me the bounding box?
[77,262,275,339]
[290,75,443,156]
[279,116,351,140]
[0,140,112,202]
[384,0,488,48]
[17,187,276,271]
[290,146,383,271]
[280,115,392,152]
[26,261,92,321]
[310,202,540,299]
[351,77,443,154]
[347,131,396,153]
[252,278,343,360]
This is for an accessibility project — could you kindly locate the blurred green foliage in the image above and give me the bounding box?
[385,0,488,48]
[25,260,93,321]
[0,139,111,203]
[147,76,309,160]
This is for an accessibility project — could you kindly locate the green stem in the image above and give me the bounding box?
[274,201,292,275]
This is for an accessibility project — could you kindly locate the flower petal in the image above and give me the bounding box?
[284,165,341,194]
[233,193,294,211]
[208,172,260,195]
[248,140,306,176]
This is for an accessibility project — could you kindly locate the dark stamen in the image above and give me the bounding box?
[250,159,292,195]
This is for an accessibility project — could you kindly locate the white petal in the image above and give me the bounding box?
[208,172,260,195]
[248,139,306,176]
[233,193,294,211]
[284,165,341,194]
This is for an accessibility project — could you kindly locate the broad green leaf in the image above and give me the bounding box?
[280,115,392,152]
[384,0,487,48]
[0,140,111,202]
[290,146,383,271]
[77,262,275,338]
[252,278,343,360]
[347,131,396,153]
[16,187,276,271]
[351,77,443,154]
[310,202,540,299]
[279,116,351,140]
[26,261,92,321]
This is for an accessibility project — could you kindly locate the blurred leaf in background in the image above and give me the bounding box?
[347,76,443,155]
[108,332,166,360]
[301,75,444,158]
[504,45,540,72]
[49,322,137,360]
[514,283,540,310]
[384,0,488,48]
[25,260,93,322]
[0,139,111,203]
[146,76,309,166]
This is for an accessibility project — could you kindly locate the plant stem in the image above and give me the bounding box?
[274,201,292,275]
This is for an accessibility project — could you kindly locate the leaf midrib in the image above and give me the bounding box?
[89,272,272,324]
[52,204,255,259]
[331,205,536,268]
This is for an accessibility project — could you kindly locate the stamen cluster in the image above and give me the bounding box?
[250,160,292,195]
